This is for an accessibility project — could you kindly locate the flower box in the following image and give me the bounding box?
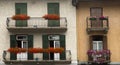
[28,48,44,53]
[48,47,64,53]
[7,47,64,53]
[42,14,60,20]
[12,14,30,20]
[89,16,97,20]
[99,16,108,20]
[7,48,27,54]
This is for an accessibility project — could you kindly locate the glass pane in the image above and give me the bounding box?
[98,41,103,50]
[54,41,60,48]
[93,41,97,50]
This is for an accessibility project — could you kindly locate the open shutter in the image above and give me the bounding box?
[47,3,60,27]
[42,35,49,60]
[60,35,66,60]
[28,35,33,60]
[15,3,27,27]
[89,35,93,49]
[103,35,107,49]
[10,35,17,60]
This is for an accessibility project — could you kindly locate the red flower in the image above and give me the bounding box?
[12,14,30,20]
[42,14,60,20]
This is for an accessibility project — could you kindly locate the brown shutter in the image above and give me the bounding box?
[90,7,103,17]
[103,35,107,49]
[89,35,93,50]
[90,7,103,28]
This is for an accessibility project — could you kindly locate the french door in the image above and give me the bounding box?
[17,41,28,60]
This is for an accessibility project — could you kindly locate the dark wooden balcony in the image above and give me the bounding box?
[6,17,67,33]
[87,50,111,64]
[86,16,109,34]
[3,50,71,65]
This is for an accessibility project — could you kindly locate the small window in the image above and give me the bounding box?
[16,35,27,40]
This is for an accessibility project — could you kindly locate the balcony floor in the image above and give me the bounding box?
[7,27,67,33]
[3,60,71,65]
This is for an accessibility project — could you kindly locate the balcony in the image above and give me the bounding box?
[86,16,109,34]
[6,17,67,33]
[87,50,111,64]
[3,50,71,65]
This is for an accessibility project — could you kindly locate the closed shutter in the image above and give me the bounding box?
[42,35,49,60]
[15,3,27,27]
[10,35,17,60]
[60,35,66,60]
[90,7,103,28]
[47,3,60,27]
[28,35,33,60]
[103,35,107,49]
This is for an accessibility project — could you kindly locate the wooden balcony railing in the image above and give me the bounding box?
[86,16,109,34]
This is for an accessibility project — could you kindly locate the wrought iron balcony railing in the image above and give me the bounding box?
[6,17,67,32]
[3,50,71,64]
[87,50,111,64]
[86,16,109,34]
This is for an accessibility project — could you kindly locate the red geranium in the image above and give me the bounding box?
[12,14,30,20]
[42,14,60,20]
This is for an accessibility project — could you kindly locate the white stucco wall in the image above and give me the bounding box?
[0,0,77,64]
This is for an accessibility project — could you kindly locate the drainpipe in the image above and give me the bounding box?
[72,0,79,7]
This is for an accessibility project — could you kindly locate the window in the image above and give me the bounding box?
[93,41,103,51]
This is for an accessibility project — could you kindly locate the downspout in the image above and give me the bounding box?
[72,0,79,7]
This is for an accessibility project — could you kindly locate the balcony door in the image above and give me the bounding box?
[89,35,107,50]
[16,35,28,60]
[42,35,66,60]
[90,7,103,28]
[15,3,27,27]
[49,35,60,60]
[47,3,60,27]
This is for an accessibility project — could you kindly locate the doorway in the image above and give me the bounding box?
[16,35,28,60]
[48,35,60,60]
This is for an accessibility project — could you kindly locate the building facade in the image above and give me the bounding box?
[0,0,77,65]
[73,0,120,64]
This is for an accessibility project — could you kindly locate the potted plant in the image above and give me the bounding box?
[42,14,60,20]
[12,14,30,20]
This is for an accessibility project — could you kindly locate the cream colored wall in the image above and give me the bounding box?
[77,1,120,62]
[0,0,77,63]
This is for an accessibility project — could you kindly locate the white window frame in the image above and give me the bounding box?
[93,41,103,51]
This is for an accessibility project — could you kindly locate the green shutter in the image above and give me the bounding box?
[60,35,66,60]
[42,35,49,60]
[10,35,17,60]
[28,35,33,60]
[15,3,27,27]
[47,3,60,27]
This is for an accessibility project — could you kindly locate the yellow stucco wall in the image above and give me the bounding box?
[77,1,120,62]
